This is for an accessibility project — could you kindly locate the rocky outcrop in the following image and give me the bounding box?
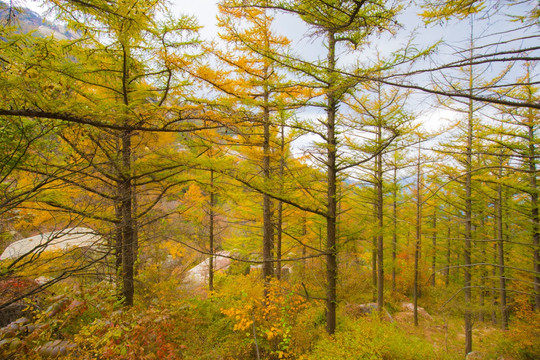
[0,304,29,328]
[393,302,433,323]
[0,1,77,39]
[0,227,102,261]
[184,251,231,285]
[343,303,394,322]
[465,351,486,360]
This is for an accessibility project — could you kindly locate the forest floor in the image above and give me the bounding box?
[0,272,538,359]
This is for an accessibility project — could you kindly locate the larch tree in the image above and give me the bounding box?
[499,65,540,311]
[0,0,206,306]
[194,0,308,287]
[344,74,412,311]
[427,13,508,352]
[240,0,401,334]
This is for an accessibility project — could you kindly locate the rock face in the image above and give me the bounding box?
[0,277,42,326]
[0,227,101,261]
[250,264,293,278]
[344,303,379,316]
[393,302,433,323]
[466,351,486,360]
[0,304,29,328]
[343,303,394,322]
[0,1,77,39]
[184,251,231,285]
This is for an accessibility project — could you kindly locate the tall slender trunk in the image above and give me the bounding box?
[114,197,123,281]
[446,224,450,287]
[132,182,138,276]
[302,213,307,276]
[262,11,274,284]
[114,138,123,283]
[530,157,540,312]
[497,162,508,329]
[414,141,422,326]
[464,37,474,354]
[526,78,540,310]
[119,43,135,307]
[209,169,215,292]
[262,90,274,283]
[491,226,498,325]
[392,164,398,292]
[325,30,338,335]
[276,205,283,280]
[372,203,377,302]
[479,211,486,322]
[376,84,384,311]
[431,209,437,287]
[276,120,285,280]
[376,172,384,310]
[121,130,134,307]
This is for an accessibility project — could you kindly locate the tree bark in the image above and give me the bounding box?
[414,141,421,327]
[376,106,384,312]
[325,30,338,335]
[446,225,450,287]
[121,130,134,307]
[479,211,486,323]
[209,169,215,292]
[276,121,285,280]
[262,91,274,283]
[464,40,474,353]
[132,182,138,276]
[497,162,508,329]
[114,197,123,283]
[392,164,398,293]
[372,206,377,302]
[262,9,274,284]
[431,209,437,287]
[491,225,498,325]
[527,95,540,311]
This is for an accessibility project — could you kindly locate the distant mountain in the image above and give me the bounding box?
[0,1,76,40]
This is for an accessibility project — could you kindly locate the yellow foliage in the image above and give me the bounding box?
[161,240,184,259]
[420,0,485,23]
[219,277,306,358]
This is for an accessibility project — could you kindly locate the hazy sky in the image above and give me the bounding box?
[22,0,220,34]
[16,0,536,136]
[20,0,472,64]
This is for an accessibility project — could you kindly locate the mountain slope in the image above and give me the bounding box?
[0,1,75,40]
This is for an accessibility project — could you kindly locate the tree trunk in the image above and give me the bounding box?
[209,169,215,292]
[276,120,285,280]
[414,141,421,327]
[527,105,540,311]
[302,213,307,276]
[376,85,384,312]
[114,197,123,283]
[262,92,274,283]
[479,211,486,323]
[121,130,134,307]
[325,30,338,335]
[491,234,497,325]
[432,209,437,287]
[464,40,474,353]
[372,208,377,302]
[497,164,508,329]
[132,182,138,277]
[446,225,450,287]
[262,13,274,284]
[392,164,398,293]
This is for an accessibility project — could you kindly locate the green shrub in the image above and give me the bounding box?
[492,308,540,360]
[288,304,326,358]
[307,317,438,360]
